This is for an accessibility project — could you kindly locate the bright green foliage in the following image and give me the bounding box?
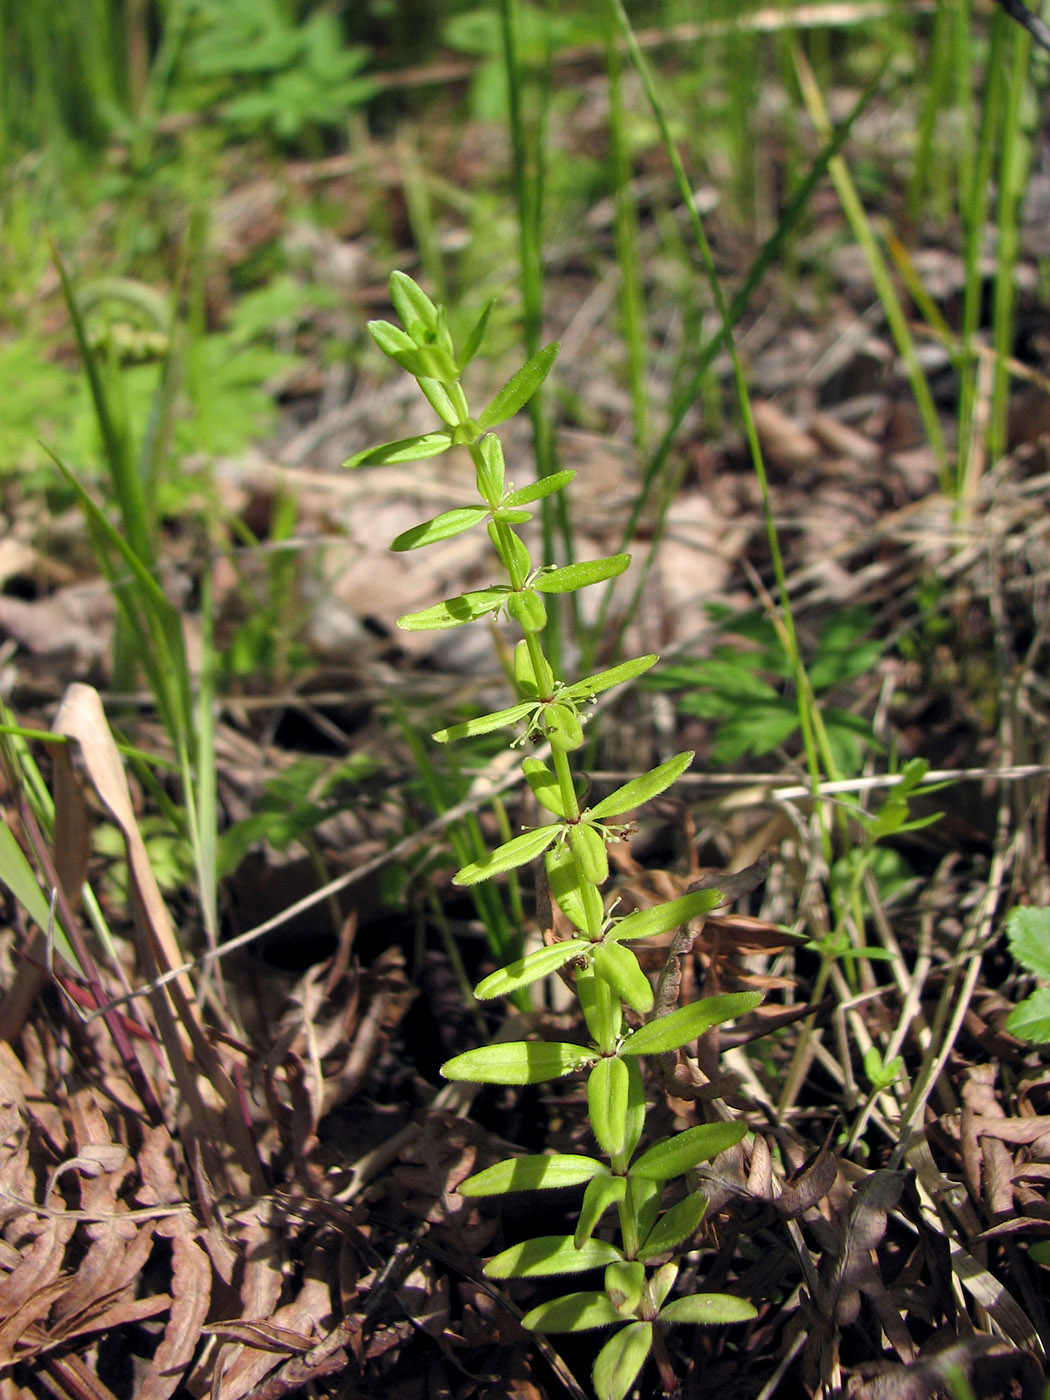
[645,603,881,773]
[1004,906,1050,1042]
[350,272,758,1400]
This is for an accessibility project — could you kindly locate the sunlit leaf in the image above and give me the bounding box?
[504,470,576,506]
[522,756,570,818]
[474,939,587,999]
[592,1321,652,1400]
[569,821,609,886]
[388,270,439,339]
[593,941,653,1014]
[431,699,535,743]
[460,1153,606,1196]
[587,1055,629,1157]
[621,991,762,1058]
[398,587,508,631]
[574,1174,627,1248]
[522,1291,621,1333]
[630,1120,747,1181]
[486,1233,622,1278]
[564,654,658,701]
[478,341,560,429]
[638,1193,706,1260]
[344,430,453,469]
[454,822,562,885]
[607,889,723,944]
[658,1294,757,1326]
[390,507,489,550]
[533,553,630,593]
[442,1040,596,1085]
[587,751,694,820]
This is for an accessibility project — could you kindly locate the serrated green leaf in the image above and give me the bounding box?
[522,1291,622,1333]
[564,655,658,702]
[397,586,508,631]
[575,1174,627,1249]
[460,1153,606,1196]
[587,1055,629,1157]
[1005,906,1050,981]
[431,699,535,743]
[630,1120,748,1181]
[345,431,453,469]
[522,757,570,818]
[390,507,489,550]
[533,553,631,594]
[547,842,604,936]
[658,1294,757,1326]
[504,470,576,506]
[454,823,562,885]
[486,1234,622,1279]
[593,1322,652,1400]
[607,890,723,944]
[639,1193,706,1260]
[478,341,560,429]
[442,1040,597,1085]
[593,941,653,1014]
[621,991,763,1058]
[587,751,694,821]
[474,939,588,1000]
[1006,989,1050,1043]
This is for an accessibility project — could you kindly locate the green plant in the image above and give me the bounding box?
[644,603,881,774]
[1003,905,1050,1043]
[348,272,759,1400]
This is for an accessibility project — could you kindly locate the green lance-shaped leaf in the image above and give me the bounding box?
[547,842,605,936]
[587,751,695,821]
[607,889,724,944]
[474,938,588,1000]
[546,701,584,752]
[605,1261,645,1315]
[628,1174,663,1247]
[458,296,496,371]
[478,341,560,430]
[564,654,658,702]
[492,507,532,526]
[398,586,508,631]
[476,431,505,502]
[460,1153,606,1196]
[658,1294,758,1326]
[569,821,609,887]
[515,639,555,697]
[507,587,547,634]
[388,270,440,339]
[366,318,417,360]
[522,756,570,819]
[522,1290,623,1334]
[345,430,453,469]
[593,941,653,1014]
[587,1055,629,1157]
[431,699,535,744]
[648,1261,678,1311]
[593,1322,653,1400]
[630,1120,748,1182]
[442,1039,596,1085]
[493,522,532,578]
[454,822,562,886]
[638,1192,706,1261]
[621,1055,647,1163]
[504,470,576,506]
[574,1173,627,1249]
[415,375,460,425]
[486,1233,623,1279]
[533,553,631,594]
[576,964,607,1043]
[390,507,490,551]
[621,990,763,1058]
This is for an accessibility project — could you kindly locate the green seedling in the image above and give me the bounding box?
[349,272,759,1400]
[1003,906,1050,1044]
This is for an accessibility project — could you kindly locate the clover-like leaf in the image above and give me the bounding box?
[460,1153,606,1196]
[658,1294,757,1326]
[442,1040,597,1085]
[607,889,724,944]
[345,430,453,469]
[638,1193,706,1260]
[593,1321,653,1400]
[522,1291,622,1333]
[390,507,490,551]
[478,341,560,429]
[533,553,630,594]
[621,991,762,1058]
[454,823,562,885]
[593,941,653,1014]
[486,1234,622,1279]
[574,1173,627,1249]
[587,1055,629,1157]
[630,1120,747,1181]
[474,939,588,1000]
[587,751,694,820]
[397,586,509,631]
